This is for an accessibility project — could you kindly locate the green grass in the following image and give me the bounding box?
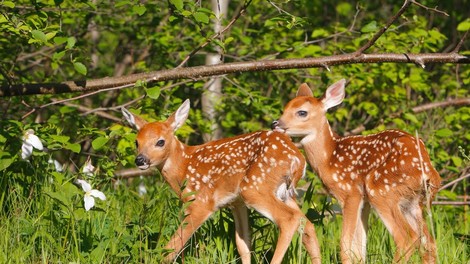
[0,170,468,264]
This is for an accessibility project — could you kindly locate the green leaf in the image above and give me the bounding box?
[457,19,470,31]
[181,10,192,17]
[31,30,47,42]
[59,105,77,114]
[439,190,457,200]
[45,191,69,207]
[170,0,183,10]
[73,62,87,75]
[311,28,329,38]
[224,37,234,45]
[194,11,209,24]
[451,156,462,167]
[114,0,131,8]
[403,113,419,124]
[336,2,352,16]
[146,86,161,99]
[435,128,453,137]
[65,142,81,153]
[92,136,109,150]
[53,36,68,45]
[133,5,147,16]
[50,135,70,144]
[212,39,225,51]
[0,158,13,171]
[361,21,378,33]
[52,50,66,60]
[66,37,76,49]
[3,1,15,8]
[46,31,57,40]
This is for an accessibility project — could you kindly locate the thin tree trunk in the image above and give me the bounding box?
[202,0,229,142]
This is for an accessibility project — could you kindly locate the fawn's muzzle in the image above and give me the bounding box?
[271,120,279,130]
[135,154,150,169]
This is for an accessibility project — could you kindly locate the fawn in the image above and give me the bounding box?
[122,100,321,264]
[272,79,441,263]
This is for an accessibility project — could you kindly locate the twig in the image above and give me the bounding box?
[439,172,470,192]
[21,82,137,120]
[355,0,412,55]
[177,0,253,67]
[411,0,449,16]
[55,100,122,122]
[453,29,470,53]
[263,4,362,60]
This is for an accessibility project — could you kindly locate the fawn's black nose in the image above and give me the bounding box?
[135,154,149,167]
[271,120,279,130]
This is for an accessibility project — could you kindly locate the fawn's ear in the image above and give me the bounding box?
[168,99,190,131]
[296,83,313,97]
[322,79,346,111]
[122,108,148,130]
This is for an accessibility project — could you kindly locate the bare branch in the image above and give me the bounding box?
[2,52,468,97]
[432,201,470,206]
[54,100,122,122]
[439,172,470,192]
[411,0,449,16]
[114,167,157,179]
[453,29,470,53]
[412,98,470,113]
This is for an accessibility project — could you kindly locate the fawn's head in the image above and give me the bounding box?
[272,79,346,137]
[122,100,190,170]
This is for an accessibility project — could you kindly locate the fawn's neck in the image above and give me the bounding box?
[161,138,193,195]
[301,119,337,178]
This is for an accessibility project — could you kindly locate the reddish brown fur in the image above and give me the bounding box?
[273,80,441,264]
[123,100,321,264]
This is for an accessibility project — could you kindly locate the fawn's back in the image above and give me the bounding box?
[174,131,305,206]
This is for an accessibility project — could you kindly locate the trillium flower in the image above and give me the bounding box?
[48,159,63,172]
[21,129,44,160]
[82,157,95,177]
[76,179,106,211]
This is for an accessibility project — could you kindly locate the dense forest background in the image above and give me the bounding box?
[0,0,469,263]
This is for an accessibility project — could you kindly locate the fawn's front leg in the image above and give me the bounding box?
[164,201,215,262]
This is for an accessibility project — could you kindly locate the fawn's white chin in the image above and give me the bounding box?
[273,127,286,133]
[138,164,150,170]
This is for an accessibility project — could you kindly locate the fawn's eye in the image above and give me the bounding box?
[297,110,308,117]
[156,139,165,147]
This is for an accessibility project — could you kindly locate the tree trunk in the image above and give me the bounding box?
[202,0,230,142]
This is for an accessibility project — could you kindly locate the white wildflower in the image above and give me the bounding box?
[21,129,43,160]
[76,179,106,211]
[82,156,95,177]
[48,159,63,172]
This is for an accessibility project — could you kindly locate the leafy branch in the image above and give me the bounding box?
[2,52,468,97]
[0,0,468,98]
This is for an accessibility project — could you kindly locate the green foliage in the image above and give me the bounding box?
[1,0,469,262]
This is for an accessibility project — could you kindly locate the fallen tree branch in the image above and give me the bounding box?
[412,98,470,113]
[2,52,468,97]
[432,201,470,206]
[439,172,470,192]
[114,167,157,178]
